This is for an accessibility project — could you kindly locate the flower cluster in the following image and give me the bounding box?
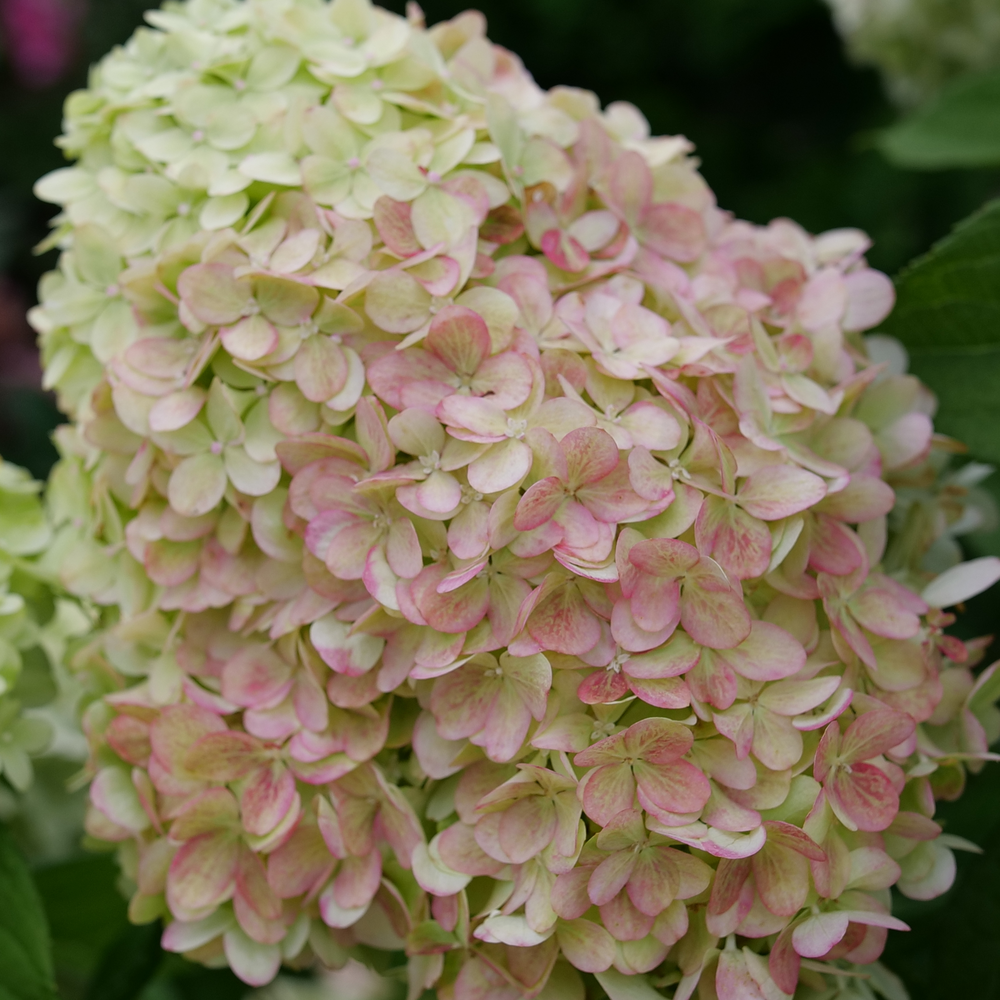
[0,460,89,795]
[33,1,1000,996]
[824,0,1000,106]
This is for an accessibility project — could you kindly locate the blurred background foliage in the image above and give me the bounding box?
[2,0,1000,998]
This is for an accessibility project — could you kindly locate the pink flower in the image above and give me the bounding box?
[514,426,648,565]
[430,652,551,762]
[814,709,916,831]
[573,718,710,825]
[618,535,751,651]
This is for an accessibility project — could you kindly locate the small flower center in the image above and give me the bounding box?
[590,721,615,741]
[608,650,629,674]
[419,450,441,475]
[484,665,504,679]
[210,441,223,455]
[505,417,528,440]
[668,458,692,481]
[348,156,361,170]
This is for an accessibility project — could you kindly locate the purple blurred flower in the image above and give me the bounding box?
[1,0,83,88]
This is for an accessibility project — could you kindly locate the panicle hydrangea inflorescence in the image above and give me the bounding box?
[31,0,1000,995]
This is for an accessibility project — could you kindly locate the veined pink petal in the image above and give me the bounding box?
[719,621,805,682]
[241,763,297,837]
[843,269,895,331]
[630,574,682,634]
[413,565,490,634]
[608,151,653,227]
[819,474,894,523]
[332,849,382,909]
[416,470,463,513]
[681,578,752,650]
[737,465,827,520]
[624,632,702,678]
[623,718,694,762]
[849,588,921,640]
[527,580,603,655]
[325,521,381,580]
[578,667,630,704]
[758,676,841,716]
[627,848,681,916]
[514,477,566,531]
[468,439,533,493]
[501,652,553,720]
[541,228,589,273]
[641,202,706,262]
[588,849,639,906]
[621,401,682,452]
[628,447,677,502]
[599,888,654,940]
[612,596,680,653]
[430,660,498,740]
[482,681,532,762]
[628,675,692,709]
[426,304,491,376]
[749,710,802,771]
[220,315,278,362]
[839,709,916,764]
[470,351,534,410]
[498,796,557,863]
[368,349,454,411]
[792,911,850,958]
[577,463,649,523]
[267,823,335,898]
[696,498,772,580]
[716,949,768,1000]
[827,763,900,832]
[580,763,636,825]
[183,731,263,781]
[221,646,293,710]
[386,517,423,579]
[437,395,508,441]
[562,427,620,487]
[630,537,700,576]
[752,842,810,917]
[556,918,615,973]
[635,759,712,817]
[167,830,240,915]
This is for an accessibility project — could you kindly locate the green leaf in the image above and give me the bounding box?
[0,825,57,1000]
[595,969,665,1000]
[83,922,163,1000]
[34,854,128,955]
[880,198,1000,464]
[880,69,1000,169]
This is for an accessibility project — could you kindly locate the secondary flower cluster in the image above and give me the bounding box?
[0,460,90,795]
[33,1,1000,997]
[824,0,1000,106]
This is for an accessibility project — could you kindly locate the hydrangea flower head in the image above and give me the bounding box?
[32,0,1000,995]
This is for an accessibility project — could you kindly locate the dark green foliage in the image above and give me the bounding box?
[885,763,1000,998]
[0,826,57,1000]
[881,70,1000,169]
[880,199,1000,463]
